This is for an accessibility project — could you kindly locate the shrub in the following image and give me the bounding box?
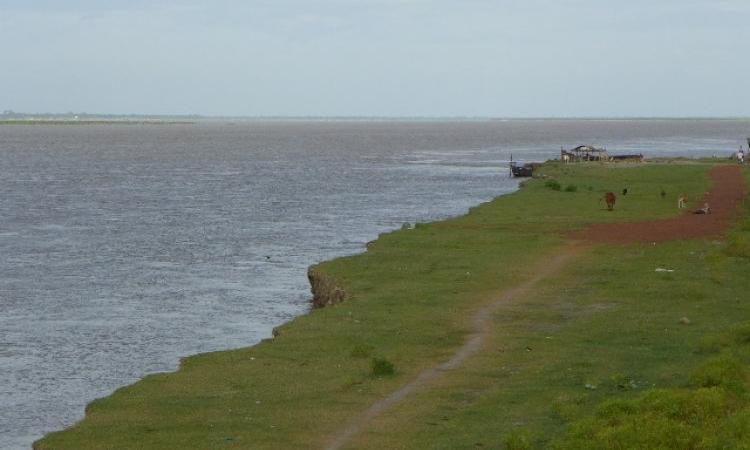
[565,184,578,192]
[371,357,395,376]
[545,180,562,191]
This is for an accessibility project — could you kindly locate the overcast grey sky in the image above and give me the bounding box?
[1,0,748,117]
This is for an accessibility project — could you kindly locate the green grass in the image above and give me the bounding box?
[35,162,750,450]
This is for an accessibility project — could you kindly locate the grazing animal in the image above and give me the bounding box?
[562,154,570,164]
[677,194,687,209]
[694,202,711,215]
[604,192,616,211]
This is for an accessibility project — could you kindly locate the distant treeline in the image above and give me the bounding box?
[1,110,201,123]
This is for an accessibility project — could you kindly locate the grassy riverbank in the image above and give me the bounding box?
[35,161,750,449]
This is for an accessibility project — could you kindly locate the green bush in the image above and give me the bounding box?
[564,184,578,192]
[371,357,395,376]
[545,180,562,191]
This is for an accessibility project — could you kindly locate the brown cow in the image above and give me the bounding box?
[604,192,616,211]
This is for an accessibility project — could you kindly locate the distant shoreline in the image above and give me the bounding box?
[0,120,195,125]
[2,116,750,125]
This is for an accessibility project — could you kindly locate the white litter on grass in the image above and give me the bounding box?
[655,268,675,272]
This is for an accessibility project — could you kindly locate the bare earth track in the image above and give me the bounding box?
[325,165,746,450]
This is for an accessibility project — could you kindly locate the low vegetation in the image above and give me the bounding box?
[544,179,562,191]
[552,327,750,449]
[371,358,396,377]
[36,162,750,449]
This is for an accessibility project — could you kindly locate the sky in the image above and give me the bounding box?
[0,0,748,117]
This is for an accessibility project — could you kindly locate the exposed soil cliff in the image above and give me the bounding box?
[307,267,348,308]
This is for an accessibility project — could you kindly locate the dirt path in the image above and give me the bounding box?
[325,243,588,450]
[325,165,746,450]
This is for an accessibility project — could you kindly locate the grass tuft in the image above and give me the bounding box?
[688,355,745,392]
[350,344,374,358]
[544,180,562,191]
[724,235,750,258]
[504,429,533,450]
[371,357,395,376]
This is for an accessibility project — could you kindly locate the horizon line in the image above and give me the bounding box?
[2,111,750,121]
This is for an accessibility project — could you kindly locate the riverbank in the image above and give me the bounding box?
[35,161,750,449]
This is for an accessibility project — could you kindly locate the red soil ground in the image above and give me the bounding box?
[573,165,747,244]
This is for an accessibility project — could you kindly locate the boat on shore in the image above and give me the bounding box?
[510,161,541,177]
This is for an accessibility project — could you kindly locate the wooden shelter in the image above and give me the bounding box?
[561,145,609,162]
